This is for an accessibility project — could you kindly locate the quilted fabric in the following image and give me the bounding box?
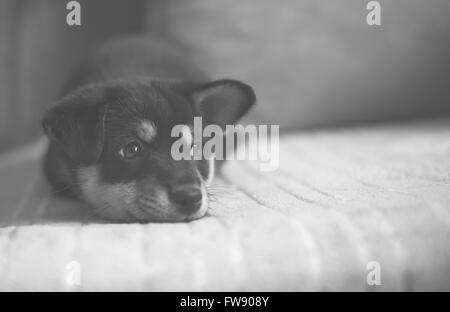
[0,120,449,291]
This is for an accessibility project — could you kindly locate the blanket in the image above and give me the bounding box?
[1,119,449,291]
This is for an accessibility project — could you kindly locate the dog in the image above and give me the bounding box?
[41,37,256,223]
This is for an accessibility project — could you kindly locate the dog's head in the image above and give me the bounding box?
[42,77,255,222]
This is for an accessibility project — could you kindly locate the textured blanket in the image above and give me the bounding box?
[1,119,449,291]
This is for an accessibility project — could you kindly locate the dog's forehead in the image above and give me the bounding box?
[112,81,192,118]
[137,120,157,143]
[105,81,193,140]
[105,113,164,143]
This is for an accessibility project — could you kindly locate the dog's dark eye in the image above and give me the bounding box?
[119,141,143,159]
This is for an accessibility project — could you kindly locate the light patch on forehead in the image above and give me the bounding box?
[206,158,215,185]
[137,121,157,143]
[180,125,193,146]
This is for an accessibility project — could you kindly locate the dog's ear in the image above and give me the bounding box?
[42,85,107,164]
[190,79,256,128]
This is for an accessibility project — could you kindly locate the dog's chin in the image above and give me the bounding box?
[123,201,208,223]
[87,193,209,223]
[123,185,209,223]
[88,199,209,223]
[77,166,210,223]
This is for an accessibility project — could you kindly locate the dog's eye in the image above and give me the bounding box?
[119,141,143,159]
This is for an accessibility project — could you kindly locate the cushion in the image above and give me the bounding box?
[0,119,450,291]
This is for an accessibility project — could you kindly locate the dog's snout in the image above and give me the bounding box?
[170,185,202,214]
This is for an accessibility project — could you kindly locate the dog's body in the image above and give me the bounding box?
[42,37,255,223]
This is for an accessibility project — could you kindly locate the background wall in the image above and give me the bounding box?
[1,0,450,151]
[0,0,146,150]
[147,0,450,128]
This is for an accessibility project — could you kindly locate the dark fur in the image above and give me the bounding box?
[42,37,255,222]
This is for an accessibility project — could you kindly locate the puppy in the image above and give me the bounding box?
[41,37,255,223]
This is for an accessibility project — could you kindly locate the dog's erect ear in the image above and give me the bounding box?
[42,85,107,164]
[190,79,256,128]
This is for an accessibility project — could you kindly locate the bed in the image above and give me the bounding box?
[0,119,449,291]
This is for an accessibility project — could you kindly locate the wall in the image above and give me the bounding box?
[2,0,450,150]
[0,0,146,150]
[145,0,450,129]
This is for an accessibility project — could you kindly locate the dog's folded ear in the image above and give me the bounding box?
[190,79,256,128]
[42,85,107,164]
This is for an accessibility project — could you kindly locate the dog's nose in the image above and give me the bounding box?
[170,186,203,214]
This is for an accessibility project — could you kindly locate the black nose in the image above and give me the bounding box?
[170,186,203,214]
